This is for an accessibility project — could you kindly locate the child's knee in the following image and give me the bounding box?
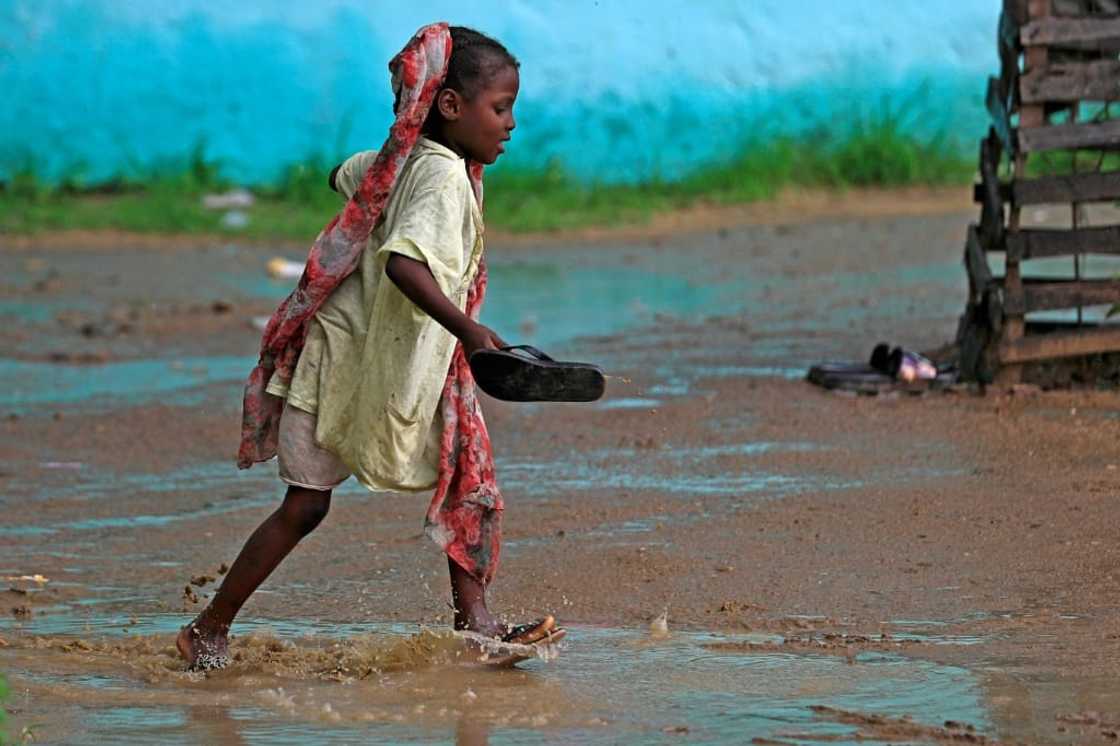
[282,488,331,535]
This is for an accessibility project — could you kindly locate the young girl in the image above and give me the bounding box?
[178,23,562,670]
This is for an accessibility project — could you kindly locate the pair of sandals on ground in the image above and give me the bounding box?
[808,342,955,393]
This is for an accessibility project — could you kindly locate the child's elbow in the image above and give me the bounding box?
[384,253,403,284]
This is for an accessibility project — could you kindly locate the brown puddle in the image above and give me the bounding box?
[1,612,994,744]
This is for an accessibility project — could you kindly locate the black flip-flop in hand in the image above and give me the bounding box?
[469,345,606,403]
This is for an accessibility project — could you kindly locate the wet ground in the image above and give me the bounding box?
[3,189,1120,743]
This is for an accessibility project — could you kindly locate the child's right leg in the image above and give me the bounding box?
[177,486,330,669]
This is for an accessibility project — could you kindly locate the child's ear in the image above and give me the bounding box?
[436,88,462,121]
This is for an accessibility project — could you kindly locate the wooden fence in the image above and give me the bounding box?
[958,0,1120,383]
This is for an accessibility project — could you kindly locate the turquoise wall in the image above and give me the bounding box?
[1,1,998,185]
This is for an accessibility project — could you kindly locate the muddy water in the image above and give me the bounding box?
[1,612,991,744]
[8,209,1120,743]
[0,236,965,412]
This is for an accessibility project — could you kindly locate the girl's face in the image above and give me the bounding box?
[438,65,519,165]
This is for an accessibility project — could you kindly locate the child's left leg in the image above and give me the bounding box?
[448,555,502,635]
[447,556,557,643]
[430,346,558,644]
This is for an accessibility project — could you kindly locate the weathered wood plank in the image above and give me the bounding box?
[966,225,995,305]
[1012,170,1120,204]
[968,176,1120,205]
[979,133,1006,249]
[1002,253,1027,338]
[974,182,1014,204]
[1004,0,1030,26]
[1000,9,1046,386]
[1018,118,1120,151]
[1003,278,1120,313]
[1020,60,1120,103]
[987,77,1016,156]
[998,10,1021,105]
[1000,325,1120,362]
[1021,17,1120,46]
[1025,278,1120,313]
[1051,38,1120,54]
[1005,225,1120,260]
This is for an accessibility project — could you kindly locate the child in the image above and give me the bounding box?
[178,23,561,670]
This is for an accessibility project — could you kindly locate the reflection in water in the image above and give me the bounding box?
[456,715,490,746]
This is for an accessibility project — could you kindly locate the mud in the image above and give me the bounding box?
[1,614,992,743]
[3,189,1120,743]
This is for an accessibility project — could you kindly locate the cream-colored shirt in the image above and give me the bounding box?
[266,137,484,492]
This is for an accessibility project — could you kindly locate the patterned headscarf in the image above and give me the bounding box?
[237,22,471,467]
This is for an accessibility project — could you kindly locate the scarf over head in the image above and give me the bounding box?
[235,23,502,582]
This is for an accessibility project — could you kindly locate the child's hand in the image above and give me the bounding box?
[461,322,506,360]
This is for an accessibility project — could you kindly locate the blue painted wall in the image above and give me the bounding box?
[1,1,998,185]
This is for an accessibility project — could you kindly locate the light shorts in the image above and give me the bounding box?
[277,401,351,491]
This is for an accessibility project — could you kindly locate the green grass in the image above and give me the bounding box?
[1022,150,1120,179]
[0,115,977,239]
[486,116,976,232]
[0,144,345,240]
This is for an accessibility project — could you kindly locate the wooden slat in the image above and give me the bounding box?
[1000,325,1120,362]
[999,0,1051,385]
[1004,0,1030,25]
[1006,225,1120,260]
[974,181,1014,204]
[1002,259,1027,324]
[998,10,1021,105]
[1008,0,1030,24]
[979,133,1006,250]
[966,225,995,304]
[987,77,1016,156]
[1002,277,1120,313]
[1051,38,1120,54]
[1012,170,1120,204]
[1021,17,1120,46]
[975,173,1120,205]
[1020,60,1120,103]
[1018,118,1120,151]
[1021,278,1118,315]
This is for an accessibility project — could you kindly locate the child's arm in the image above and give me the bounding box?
[330,151,378,197]
[385,254,506,358]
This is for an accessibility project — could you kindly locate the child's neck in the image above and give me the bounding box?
[425,129,466,160]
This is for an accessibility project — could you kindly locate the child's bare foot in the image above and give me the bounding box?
[454,605,504,638]
[176,616,230,671]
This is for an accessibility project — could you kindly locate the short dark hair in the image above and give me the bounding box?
[443,26,519,100]
[422,27,518,133]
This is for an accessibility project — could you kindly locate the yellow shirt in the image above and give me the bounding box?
[265,137,484,492]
